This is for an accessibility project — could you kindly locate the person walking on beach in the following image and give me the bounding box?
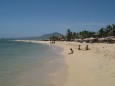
[68,48,74,55]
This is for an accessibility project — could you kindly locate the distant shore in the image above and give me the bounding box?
[15,40,115,86]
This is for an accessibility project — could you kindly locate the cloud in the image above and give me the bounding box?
[73,22,106,26]
[48,22,114,32]
[61,22,110,29]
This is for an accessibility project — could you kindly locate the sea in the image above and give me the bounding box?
[0,40,67,86]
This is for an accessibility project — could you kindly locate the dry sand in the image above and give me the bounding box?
[56,41,115,86]
[16,40,115,86]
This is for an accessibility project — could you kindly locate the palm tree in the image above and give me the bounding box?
[61,35,65,41]
[66,29,72,41]
[106,25,112,36]
[73,32,77,39]
[112,24,115,36]
[99,28,105,37]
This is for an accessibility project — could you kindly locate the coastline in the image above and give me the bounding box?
[15,40,115,86]
[15,40,68,86]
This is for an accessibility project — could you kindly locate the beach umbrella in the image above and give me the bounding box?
[83,38,89,41]
[74,38,79,41]
[106,36,115,40]
[98,38,106,41]
[88,37,96,40]
[113,39,115,42]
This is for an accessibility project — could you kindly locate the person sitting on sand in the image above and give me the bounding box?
[86,45,89,50]
[78,45,81,50]
[68,48,74,55]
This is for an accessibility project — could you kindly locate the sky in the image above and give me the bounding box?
[0,0,115,38]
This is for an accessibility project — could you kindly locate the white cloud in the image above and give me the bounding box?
[60,22,112,29]
[73,22,106,26]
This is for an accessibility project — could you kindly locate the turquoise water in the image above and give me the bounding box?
[0,40,66,86]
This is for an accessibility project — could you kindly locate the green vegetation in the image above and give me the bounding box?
[98,24,115,37]
[50,24,115,41]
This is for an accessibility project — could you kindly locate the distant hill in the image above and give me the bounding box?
[37,32,62,40]
[8,32,63,40]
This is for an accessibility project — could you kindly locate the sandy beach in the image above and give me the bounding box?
[16,40,115,86]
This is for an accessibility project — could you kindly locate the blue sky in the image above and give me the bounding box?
[0,0,115,38]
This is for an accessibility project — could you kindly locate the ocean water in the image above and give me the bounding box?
[0,40,66,86]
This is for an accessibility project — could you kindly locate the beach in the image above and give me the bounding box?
[16,40,115,86]
[1,0,115,85]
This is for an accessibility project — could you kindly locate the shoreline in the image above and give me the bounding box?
[15,40,68,86]
[15,40,115,86]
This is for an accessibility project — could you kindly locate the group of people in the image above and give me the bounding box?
[50,41,55,44]
[68,45,89,55]
[78,45,89,50]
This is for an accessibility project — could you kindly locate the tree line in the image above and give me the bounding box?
[50,24,115,41]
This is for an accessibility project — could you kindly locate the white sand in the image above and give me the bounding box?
[16,40,115,86]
